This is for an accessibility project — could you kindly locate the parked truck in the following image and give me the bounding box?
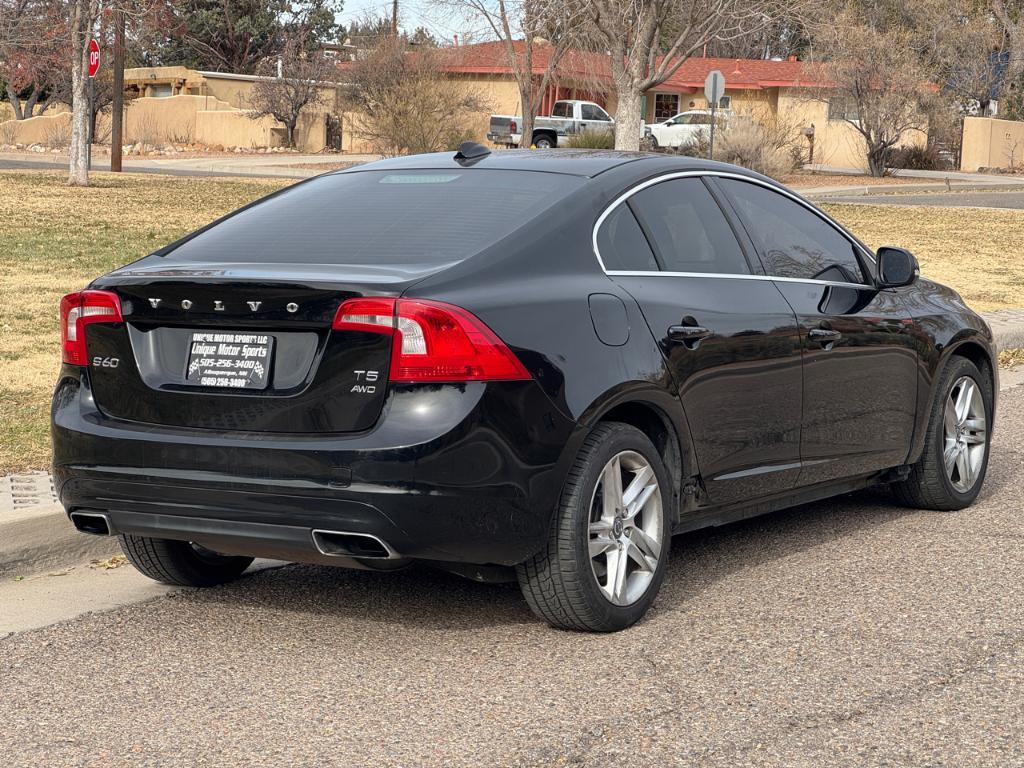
[487,100,614,148]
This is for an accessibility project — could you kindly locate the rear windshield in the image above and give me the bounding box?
[163,169,583,265]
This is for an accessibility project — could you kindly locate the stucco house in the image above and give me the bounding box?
[430,40,926,171]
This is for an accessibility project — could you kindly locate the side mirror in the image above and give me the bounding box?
[876,246,919,288]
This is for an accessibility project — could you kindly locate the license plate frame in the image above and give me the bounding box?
[184,331,274,390]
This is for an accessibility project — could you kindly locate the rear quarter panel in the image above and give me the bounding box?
[405,179,695,521]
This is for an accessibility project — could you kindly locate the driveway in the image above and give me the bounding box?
[2,389,1023,766]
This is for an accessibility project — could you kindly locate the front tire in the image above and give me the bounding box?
[517,423,672,632]
[892,356,992,510]
[120,535,254,587]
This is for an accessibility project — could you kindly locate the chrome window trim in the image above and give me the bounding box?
[606,270,871,291]
[591,170,877,285]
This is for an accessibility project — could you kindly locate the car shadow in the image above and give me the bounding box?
[190,484,949,631]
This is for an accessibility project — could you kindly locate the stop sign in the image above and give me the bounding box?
[88,39,100,78]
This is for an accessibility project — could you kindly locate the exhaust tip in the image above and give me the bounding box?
[70,511,114,536]
[311,529,397,559]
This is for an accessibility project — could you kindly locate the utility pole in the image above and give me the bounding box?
[391,0,398,35]
[110,9,125,172]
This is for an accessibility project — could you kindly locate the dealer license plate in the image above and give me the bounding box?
[185,331,274,390]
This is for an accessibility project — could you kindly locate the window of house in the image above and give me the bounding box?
[628,178,750,275]
[654,94,680,121]
[719,179,866,284]
[596,205,660,271]
[718,95,732,110]
[827,96,859,122]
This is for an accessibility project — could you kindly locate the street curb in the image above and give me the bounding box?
[0,504,119,579]
[982,312,1024,354]
[799,182,1024,199]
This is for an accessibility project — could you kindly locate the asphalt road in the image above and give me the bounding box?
[824,189,1024,209]
[2,390,1023,767]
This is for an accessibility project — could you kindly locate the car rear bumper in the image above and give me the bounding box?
[52,368,577,567]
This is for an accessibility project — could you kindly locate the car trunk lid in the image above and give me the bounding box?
[85,261,448,433]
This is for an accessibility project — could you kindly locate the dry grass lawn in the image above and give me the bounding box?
[0,171,287,473]
[0,172,1022,473]
[822,203,1024,312]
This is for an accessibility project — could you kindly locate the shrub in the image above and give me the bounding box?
[889,144,944,171]
[712,116,799,179]
[345,38,491,156]
[43,119,71,148]
[564,129,615,149]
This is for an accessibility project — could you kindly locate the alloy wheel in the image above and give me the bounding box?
[943,375,987,493]
[587,450,664,606]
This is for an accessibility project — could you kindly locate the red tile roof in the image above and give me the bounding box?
[433,40,829,91]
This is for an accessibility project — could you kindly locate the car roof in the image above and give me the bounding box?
[333,149,759,180]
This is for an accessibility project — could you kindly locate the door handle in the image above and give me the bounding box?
[668,325,713,349]
[809,327,842,349]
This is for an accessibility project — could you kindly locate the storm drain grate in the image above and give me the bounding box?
[0,472,59,513]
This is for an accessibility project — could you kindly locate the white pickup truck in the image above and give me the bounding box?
[487,100,615,148]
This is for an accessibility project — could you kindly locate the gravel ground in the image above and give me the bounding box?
[2,392,1023,767]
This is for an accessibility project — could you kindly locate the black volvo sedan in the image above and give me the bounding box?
[53,147,996,632]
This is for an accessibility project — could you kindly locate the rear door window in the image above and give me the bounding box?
[628,178,750,275]
[163,170,583,266]
[596,205,659,271]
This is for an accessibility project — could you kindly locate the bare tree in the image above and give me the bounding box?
[249,33,335,147]
[812,8,936,176]
[993,0,1023,118]
[344,37,490,155]
[435,0,582,149]
[1,0,71,119]
[584,0,793,149]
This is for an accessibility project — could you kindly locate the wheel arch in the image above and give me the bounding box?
[947,337,995,386]
[531,129,557,147]
[908,332,997,465]
[568,386,699,527]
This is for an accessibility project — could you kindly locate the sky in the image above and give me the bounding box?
[333,0,481,45]
[338,0,477,44]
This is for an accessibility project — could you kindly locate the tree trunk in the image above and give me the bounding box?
[287,122,295,148]
[68,0,91,186]
[6,86,24,121]
[518,81,535,149]
[866,144,888,177]
[613,84,643,151]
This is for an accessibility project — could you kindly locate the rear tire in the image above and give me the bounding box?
[532,133,555,149]
[891,356,992,510]
[119,535,253,587]
[517,422,672,632]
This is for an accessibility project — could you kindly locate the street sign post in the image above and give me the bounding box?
[704,69,725,160]
[87,40,100,171]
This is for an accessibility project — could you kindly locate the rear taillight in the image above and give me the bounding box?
[509,120,517,133]
[333,298,530,383]
[60,290,123,365]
